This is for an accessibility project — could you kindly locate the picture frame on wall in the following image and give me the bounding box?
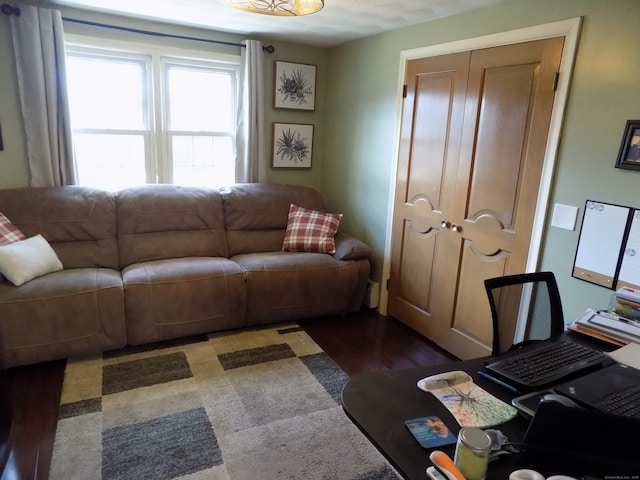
[272,123,313,169]
[615,119,640,171]
[273,61,316,111]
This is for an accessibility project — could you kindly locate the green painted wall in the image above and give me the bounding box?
[323,0,640,322]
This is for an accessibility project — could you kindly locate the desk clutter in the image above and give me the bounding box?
[421,394,640,479]
[569,287,640,345]
[414,336,640,478]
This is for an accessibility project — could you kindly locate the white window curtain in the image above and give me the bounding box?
[236,40,266,183]
[9,5,76,187]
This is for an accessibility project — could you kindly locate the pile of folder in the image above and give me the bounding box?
[569,287,640,345]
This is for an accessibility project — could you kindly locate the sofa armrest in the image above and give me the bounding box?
[332,233,371,261]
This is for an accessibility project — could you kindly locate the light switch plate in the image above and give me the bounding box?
[551,203,578,230]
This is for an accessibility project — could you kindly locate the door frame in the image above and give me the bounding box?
[379,17,582,315]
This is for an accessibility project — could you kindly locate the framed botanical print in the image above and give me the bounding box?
[273,61,316,111]
[272,123,313,168]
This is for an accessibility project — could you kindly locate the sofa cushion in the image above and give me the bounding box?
[222,183,326,256]
[117,185,229,267]
[122,257,246,344]
[282,204,342,254]
[233,251,363,326]
[0,267,126,368]
[0,186,119,270]
[0,234,63,286]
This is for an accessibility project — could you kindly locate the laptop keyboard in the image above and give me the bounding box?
[595,386,640,419]
[485,341,607,389]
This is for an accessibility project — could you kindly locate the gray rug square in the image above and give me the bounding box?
[102,408,221,480]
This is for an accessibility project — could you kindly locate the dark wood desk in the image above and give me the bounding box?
[342,332,615,480]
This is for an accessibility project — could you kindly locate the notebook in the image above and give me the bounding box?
[553,362,640,418]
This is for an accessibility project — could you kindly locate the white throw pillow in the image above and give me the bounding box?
[0,234,63,286]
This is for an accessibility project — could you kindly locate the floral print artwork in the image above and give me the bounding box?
[272,123,313,168]
[278,68,313,106]
[276,127,309,163]
[274,61,316,111]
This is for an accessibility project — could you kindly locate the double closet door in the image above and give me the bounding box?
[388,38,564,360]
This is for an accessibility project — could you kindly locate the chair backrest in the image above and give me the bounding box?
[484,271,565,355]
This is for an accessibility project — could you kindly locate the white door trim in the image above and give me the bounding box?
[379,17,582,315]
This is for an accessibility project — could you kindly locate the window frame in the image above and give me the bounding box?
[65,34,240,188]
[159,56,238,184]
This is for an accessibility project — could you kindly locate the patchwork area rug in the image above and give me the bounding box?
[49,324,400,480]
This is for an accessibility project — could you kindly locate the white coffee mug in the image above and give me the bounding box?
[509,470,545,480]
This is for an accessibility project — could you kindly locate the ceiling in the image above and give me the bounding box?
[53,0,505,47]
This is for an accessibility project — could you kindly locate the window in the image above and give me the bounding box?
[65,39,239,191]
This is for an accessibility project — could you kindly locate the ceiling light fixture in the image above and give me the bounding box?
[224,0,324,16]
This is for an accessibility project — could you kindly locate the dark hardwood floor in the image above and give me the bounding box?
[0,309,455,480]
[299,310,456,377]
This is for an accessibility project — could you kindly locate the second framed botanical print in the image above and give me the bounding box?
[274,61,316,111]
[272,123,313,169]
[615,120,640,171]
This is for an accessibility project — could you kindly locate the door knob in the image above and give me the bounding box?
[441,220,450,229]
[451,224,461,232]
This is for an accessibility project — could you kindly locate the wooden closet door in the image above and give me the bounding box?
[388,51,470,343]
[388,38,564,359]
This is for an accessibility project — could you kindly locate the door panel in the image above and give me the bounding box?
[389,38,564,359]
[388,52,470,339]
[468,64,539,224]
[407,74,455,203]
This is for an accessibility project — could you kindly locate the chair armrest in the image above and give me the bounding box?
[332,233,371,261]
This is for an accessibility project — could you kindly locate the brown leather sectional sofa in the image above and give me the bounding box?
[0,183,371,369]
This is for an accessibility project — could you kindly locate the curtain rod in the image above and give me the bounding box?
[0,3,275,53]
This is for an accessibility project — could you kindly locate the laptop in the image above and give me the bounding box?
[553,362,640,419]
[520,400,640,476]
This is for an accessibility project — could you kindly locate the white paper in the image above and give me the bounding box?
[574,201,629,278]
[606,341,640,370]
[618,211,640,288]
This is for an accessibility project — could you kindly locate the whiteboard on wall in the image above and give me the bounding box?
[617,210,640,290]
[572,200,631,288]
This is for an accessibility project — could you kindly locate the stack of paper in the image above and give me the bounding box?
[570,308,640,345]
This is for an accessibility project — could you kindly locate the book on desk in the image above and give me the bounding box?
[569,307,640,345]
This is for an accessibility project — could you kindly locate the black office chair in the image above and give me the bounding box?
[484,271,565,355]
